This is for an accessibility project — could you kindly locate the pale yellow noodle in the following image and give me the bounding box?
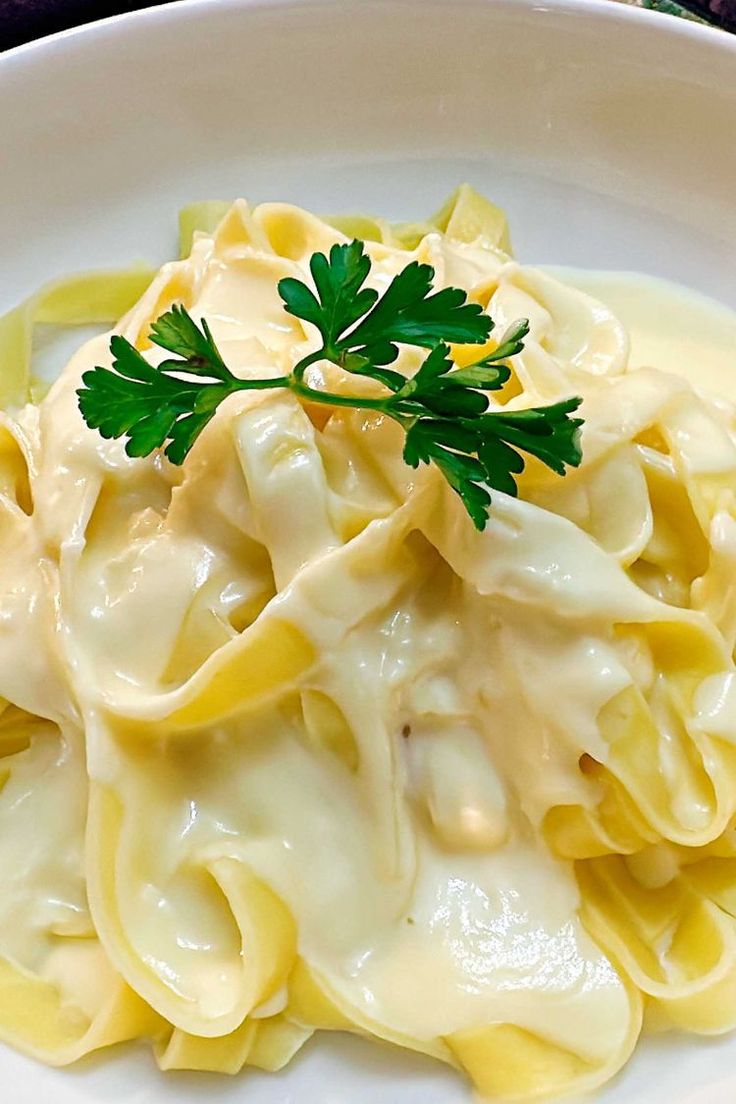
[1,187,736,1098]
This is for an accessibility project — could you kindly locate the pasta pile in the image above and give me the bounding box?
[1,188,736,1100]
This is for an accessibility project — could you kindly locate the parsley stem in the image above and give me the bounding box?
[77,243,582,532]
[290,379,392,413]
[290,348,328,384]
[233,376,291,391]
[289,349,395,414]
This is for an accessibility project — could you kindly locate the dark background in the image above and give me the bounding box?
[0,0,172,50]
[687,0,736,28]
[0,0,734,50]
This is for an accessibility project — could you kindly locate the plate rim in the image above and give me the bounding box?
[1,0,735,73]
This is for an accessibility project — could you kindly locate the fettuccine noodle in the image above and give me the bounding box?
[1,186,736,1099]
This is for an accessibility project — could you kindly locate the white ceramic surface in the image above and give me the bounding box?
[1,0,735,1100]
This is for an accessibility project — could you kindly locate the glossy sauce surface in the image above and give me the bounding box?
[0,210,734,1078]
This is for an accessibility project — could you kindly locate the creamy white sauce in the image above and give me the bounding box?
[0,206,733,1083]
[545,268,736,400]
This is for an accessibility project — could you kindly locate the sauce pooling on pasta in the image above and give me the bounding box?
[549,267,736,399]
[0,194,735,1100]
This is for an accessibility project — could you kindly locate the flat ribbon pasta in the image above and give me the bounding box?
[2,188,736,1101]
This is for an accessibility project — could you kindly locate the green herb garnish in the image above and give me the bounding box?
[77,240,583,529]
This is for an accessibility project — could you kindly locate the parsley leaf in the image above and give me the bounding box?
[149,304,227,373]
[279,240,491,366]
[481,398,584,475]
[342,258,492,364]
[77,240,584,530]
[403,419,492,530]
[78,311,285,462]
[279,240,377,355]
[77,336,212,461]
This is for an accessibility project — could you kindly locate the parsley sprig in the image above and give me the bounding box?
[77,240,583,529]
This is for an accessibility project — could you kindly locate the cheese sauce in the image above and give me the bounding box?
[0,202,734,1094]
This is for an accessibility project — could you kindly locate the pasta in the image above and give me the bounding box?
[1,185,736,1099]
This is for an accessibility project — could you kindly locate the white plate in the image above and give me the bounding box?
[1,1,735,1100]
